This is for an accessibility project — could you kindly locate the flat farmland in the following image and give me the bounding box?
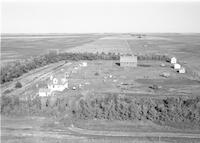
[1,34,102,64]
[66,37,132,54]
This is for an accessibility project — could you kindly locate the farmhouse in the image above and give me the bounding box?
[47,74,68,92]
[171,57,177,64]
[174,63,181,70]
[120,54,137,67]
[39,88,51,97]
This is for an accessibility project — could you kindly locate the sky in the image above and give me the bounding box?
[1,0,200,33]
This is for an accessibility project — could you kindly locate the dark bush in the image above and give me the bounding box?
[15,81,22,88]
[149,84,159,90]
[94,72,99,76]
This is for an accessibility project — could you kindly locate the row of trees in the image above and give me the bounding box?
[73,95,200,128]
[1,95,69,117]
[1,93,200,129]
[1,52,120,84]
[137,54,170,61]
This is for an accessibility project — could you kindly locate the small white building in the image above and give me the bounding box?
[82,62,87,67]
[39,88,51,97]
[171,57,177,64]
[174,63,181,70]
[80,62,88,67]
[47,74,68,92]
[179,67,186,73]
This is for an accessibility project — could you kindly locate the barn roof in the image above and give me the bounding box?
[120,54,137,62]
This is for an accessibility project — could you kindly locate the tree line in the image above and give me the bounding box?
[1,93,200,129]
[73,94,200,129]
[1,52,120,84]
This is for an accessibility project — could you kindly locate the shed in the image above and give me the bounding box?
[179,67,186,73]
[174,63,181,70]
[120,54,137,67]
[171,57,177,64]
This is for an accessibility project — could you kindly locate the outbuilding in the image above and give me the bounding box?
[171,57,177,64]
[179,67,186,73]
[174,63,181,70]
[80,62,87,67]
[120,54,137,67]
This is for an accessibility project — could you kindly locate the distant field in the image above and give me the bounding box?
[1,34,102,64]
[66,37,132,54]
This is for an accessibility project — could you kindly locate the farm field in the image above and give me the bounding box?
[1,34,102,64]
[1,33,200,143]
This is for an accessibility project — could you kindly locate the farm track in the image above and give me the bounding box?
[2,124,200,140]
[68,125,200,139]
[1,127,85,140]
[99,91,200,97]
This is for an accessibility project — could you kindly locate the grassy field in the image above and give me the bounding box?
[1,34,102,64]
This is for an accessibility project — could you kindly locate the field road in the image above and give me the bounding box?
[1,123,200,141]
[1,127,85,140]
[68,124,200,139]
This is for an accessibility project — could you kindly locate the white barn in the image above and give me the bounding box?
[174,63,181,70]
[171,57,177,64]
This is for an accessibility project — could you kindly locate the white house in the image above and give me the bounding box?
[179,67,186,73]
[47,74,68,92]
[171,57,177,64]
[174,63,181,70]
[39,88,51,97]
